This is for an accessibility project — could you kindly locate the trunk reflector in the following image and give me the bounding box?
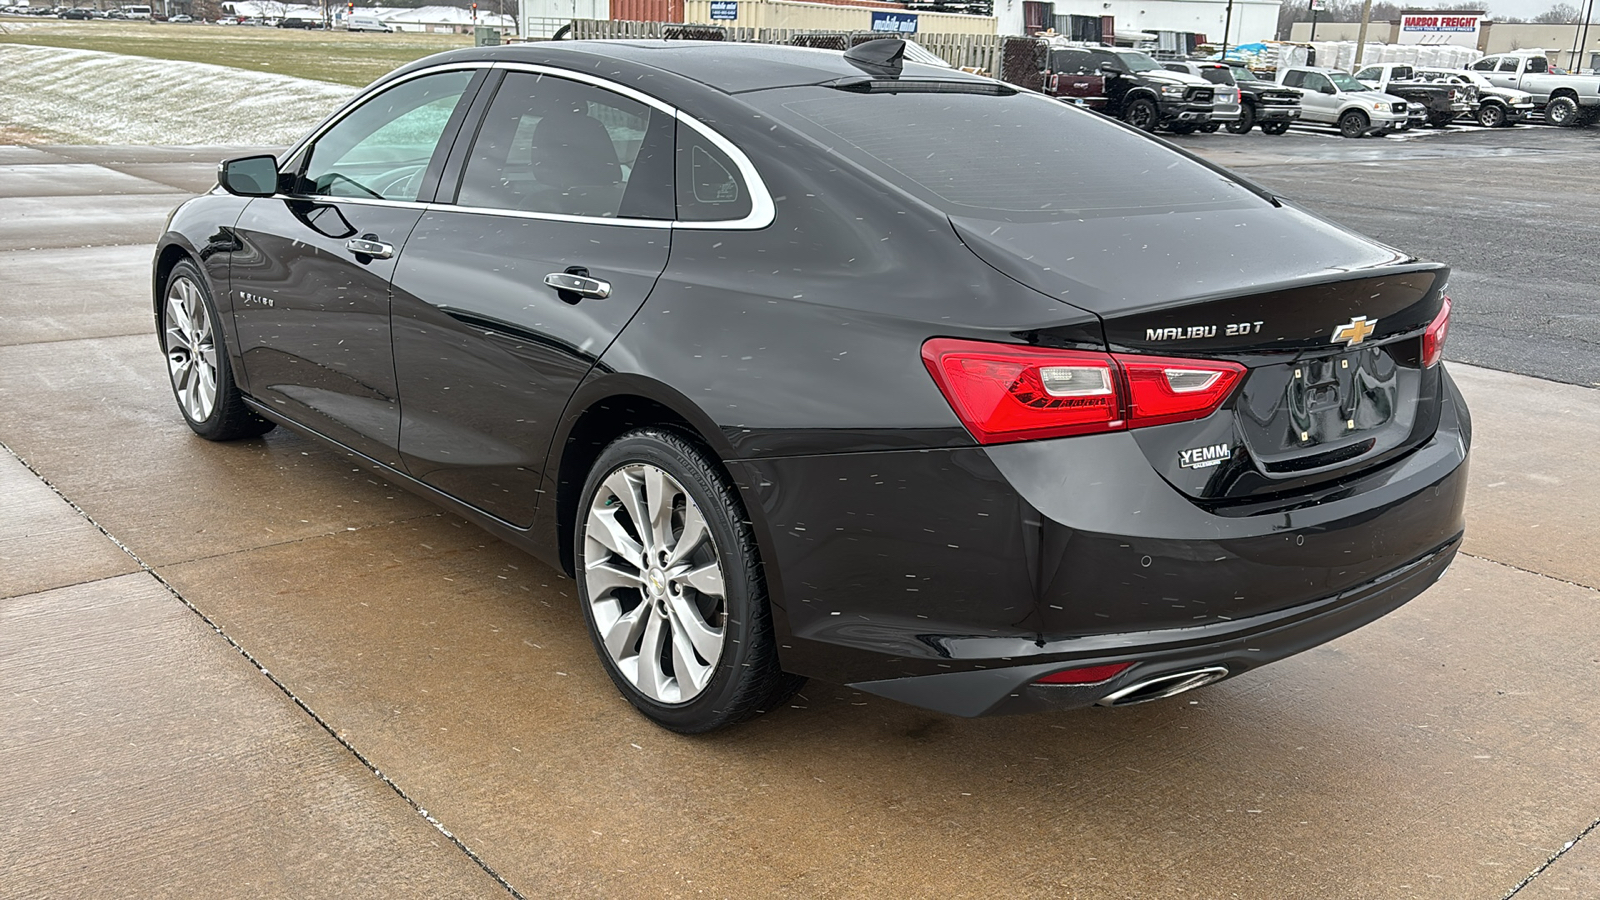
[1035,663,1133,685]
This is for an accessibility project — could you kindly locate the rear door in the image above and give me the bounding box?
[229,68,481,465]
[388,68,679,525]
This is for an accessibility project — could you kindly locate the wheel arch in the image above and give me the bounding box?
[548,374,745,579]
[152,237,199,326]
[1549,86,1580,101]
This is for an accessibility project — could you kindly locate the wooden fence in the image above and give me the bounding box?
[566,18,1005,75]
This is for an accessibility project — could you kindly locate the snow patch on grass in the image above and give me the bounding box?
[0,43,358,145]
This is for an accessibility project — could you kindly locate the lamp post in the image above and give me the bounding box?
[1222,0,1234,57]
[1310,0,1324,41]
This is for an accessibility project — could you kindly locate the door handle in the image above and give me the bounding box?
[544,271,611,300]
[346,235,394,259]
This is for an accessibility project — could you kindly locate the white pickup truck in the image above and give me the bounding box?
[1467,52,1600,126]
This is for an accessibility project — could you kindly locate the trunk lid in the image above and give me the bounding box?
[951,205,1450,502]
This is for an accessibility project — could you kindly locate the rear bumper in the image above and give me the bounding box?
[849,532,1459,717]
[733,368,1470,716]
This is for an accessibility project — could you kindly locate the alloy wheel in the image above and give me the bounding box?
[164,275,218,424]
[583,463,727,704]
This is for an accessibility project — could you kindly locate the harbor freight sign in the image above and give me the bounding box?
[1397,9,1484,46]
[709,1,737,19]
[870,10,918,32]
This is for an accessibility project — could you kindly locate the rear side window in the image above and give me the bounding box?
[754,89,1265,223]
[1499,58,1521,72]
[675,127,752,222]
[455,71,674,219]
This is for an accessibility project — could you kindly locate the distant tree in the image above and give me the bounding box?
[1533,3,1579,23]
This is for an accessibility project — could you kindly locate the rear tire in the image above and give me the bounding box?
[160,260,274,441]
[1546,95,1581,127]
[1338,109,1370,138]
[1198,121,1221,133]
[1227,104,1256,134]
[1476,102,1506,128]
[1123,98,1158,132]
[575,428,804,733]
[1259,120,1291,135]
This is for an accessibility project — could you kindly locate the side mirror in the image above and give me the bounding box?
[218,155,281,197]
[1320,84,1336,95]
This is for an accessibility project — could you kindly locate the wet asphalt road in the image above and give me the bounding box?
[3,129,1600,898]
[1171,122,1600,388]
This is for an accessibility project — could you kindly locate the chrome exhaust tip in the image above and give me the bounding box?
[1096,666,1229,707]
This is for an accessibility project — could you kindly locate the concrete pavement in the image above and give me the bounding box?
[3,144,1599,899]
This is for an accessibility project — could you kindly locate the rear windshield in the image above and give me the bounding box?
[748,88,1266,222]
[1198,66,1235,85]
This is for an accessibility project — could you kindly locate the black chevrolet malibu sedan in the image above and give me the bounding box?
[153,39,1468,732]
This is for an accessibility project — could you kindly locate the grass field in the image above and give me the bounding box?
[0,19,470,86]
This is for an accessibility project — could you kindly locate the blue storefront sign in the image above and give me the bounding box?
[869,10,918,33]
[709,1,737,19]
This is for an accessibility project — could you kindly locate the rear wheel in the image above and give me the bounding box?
[1476,102,1506,128]
[1546,95,1581,127]
[1338,109,1370,138]
[1198,121,1221,133]
[576,428,803,733]
[1259,120,1291,135]
[161,260,274,441]
[1123,98,1158,132]
[1227,104,1256,134]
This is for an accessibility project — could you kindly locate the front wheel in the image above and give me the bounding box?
[1546,95,1581,127]
[1476,103,1506,128]
[1227,104,1256,134]
[1123,98,1158,132]
[161,260,275,440]
[1338,109,1370,138]
[1259,120,1292,135]
[576,428,803,733]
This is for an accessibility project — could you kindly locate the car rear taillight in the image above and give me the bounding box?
[1034,662,1133,685]
[922,338,1246,445]
[1422,296,1451,368]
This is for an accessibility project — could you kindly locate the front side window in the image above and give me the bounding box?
[1473,57,1499,71]
[299,70,473,202]
[1305,73,1334,93]
[454,71,674,219]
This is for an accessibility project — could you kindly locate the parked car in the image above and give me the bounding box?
[155,39,1467,732]
[1033,44,1215,133]
[1353,63,1469,128]
[1412,67,1534,127]
[344,13,390,31]
[1221,63,1301,134]
[277,15,322,28]
[1278,66,1410,137]
[169,12,192,21]
[1160,60,1243,133]
[58,6,92,17]
[1468,52,1600,126]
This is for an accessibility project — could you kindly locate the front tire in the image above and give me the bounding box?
[160,260,274,441]
[1227,104,1256,134]
[1476,102,1506,128]
[1339,109,1370,138]
[576,428,802,733]
[1123,98,1158,132]
[1546,95,1581,127]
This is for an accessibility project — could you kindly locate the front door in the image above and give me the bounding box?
[230,69,477,465]
[390,70,677,525]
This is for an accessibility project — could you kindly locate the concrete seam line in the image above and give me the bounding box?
[1458,551,1600,596]
[1502,815,1600,899]
[0,437,527,900]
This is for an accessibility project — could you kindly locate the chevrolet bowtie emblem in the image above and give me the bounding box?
[1331,316,1377,347]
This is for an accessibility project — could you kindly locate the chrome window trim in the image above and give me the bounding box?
[268,59,775,231]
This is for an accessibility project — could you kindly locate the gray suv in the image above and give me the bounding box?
[1161,60,1241,132]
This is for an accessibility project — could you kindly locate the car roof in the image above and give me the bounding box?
[436,40,986,95]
